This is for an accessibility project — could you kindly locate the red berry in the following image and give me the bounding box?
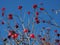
[18,6,22,10]
[11,33,18,39]
[28,11,30,15]
[40,8,44,10]
[55,39,60,43]
[58,43,60,45]
[36,20,40,24]
[8,14,13,19]
[2,12,4,16]
[11,34,15,39]
[8,35,11,39]
[14,33,18,38]
[35,17,38,20]
[33,4,37,9]
[8,31,13,36]
[36,12,39,16]
[29,34,35,38]
[35,17,39,24]
[15,24,19,28]
[8,32,12,36]
[23,28,28,33]
[2,21,4,24]
[57,33,60,37]
[2,8,5,11]
[40,38,45,41]
[54,30,58,33]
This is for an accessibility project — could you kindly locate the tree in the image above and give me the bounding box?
[0,2,60,45]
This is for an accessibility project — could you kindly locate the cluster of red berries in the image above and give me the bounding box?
[1,8,5,16]
[33,4,44,10]
[18,6,22,10]
[23,28,35,38]
[8,30,18,39]
[35,17,40,24]
[8,29,35,39]
[8,14,13,19]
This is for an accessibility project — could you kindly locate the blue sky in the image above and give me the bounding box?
[0,0,60,45]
